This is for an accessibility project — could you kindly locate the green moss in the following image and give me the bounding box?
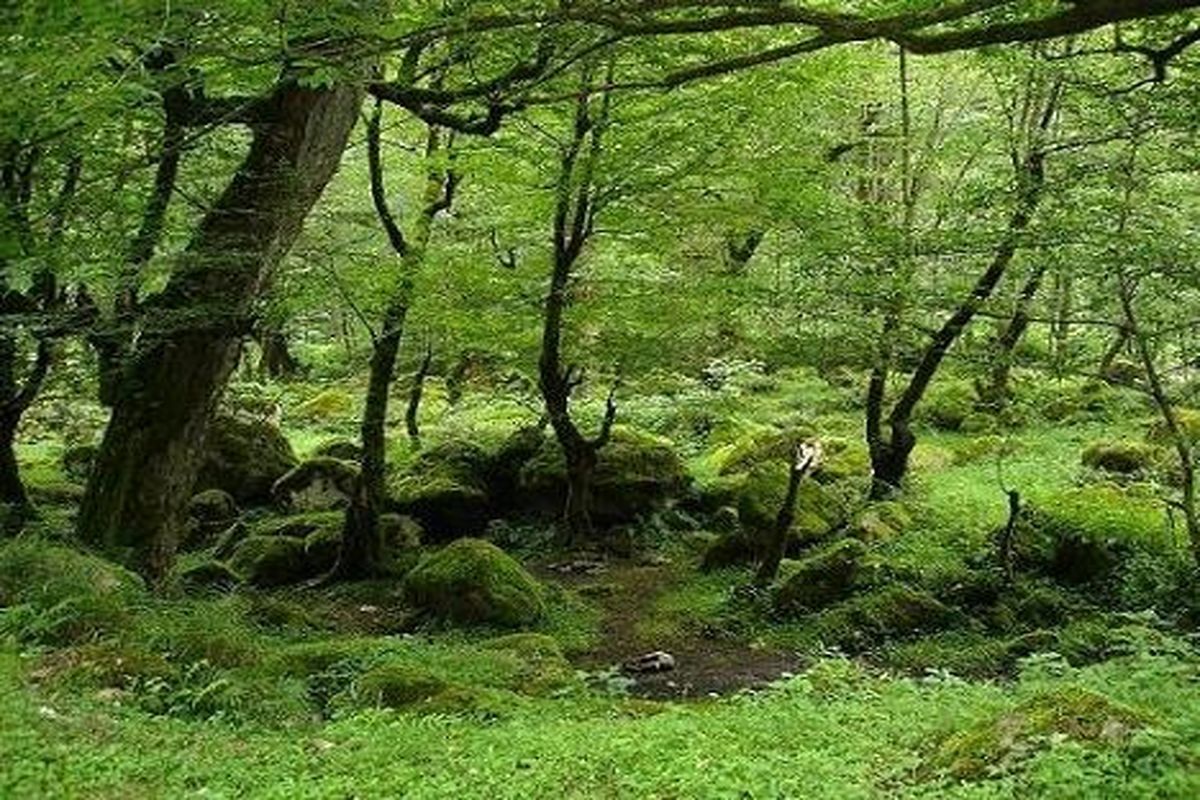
[32,640,174,690]
[196,414,297,505]
[518,426,688,523]
[926,686,1150,780]
[402,538,545,628]
[850,501,911,543]
[1147,407,1200,444]
[915,379,977,431]
[228,536,310,588]
[807,584,956,651]
[175,560,241,593]
[774,539,867,616]
[389,439,492,538]
[0,539,145,644]
[294,388,356,422]
[1081,440,1161,474]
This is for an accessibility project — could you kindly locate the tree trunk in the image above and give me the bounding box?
[0,334,51,530]
[756,444,818,586]
[978,263,1049,410]
[405,342,433,444]
[77,78,363,582]
[868,150,1047,498]
[257,326,302,379]
[563,443,598,547]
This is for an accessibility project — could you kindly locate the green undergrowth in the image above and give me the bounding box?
[3,644,1197,798]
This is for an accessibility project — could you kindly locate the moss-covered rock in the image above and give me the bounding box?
[183,489,239,550]
[312,439,362,461]
[0,539,145,644]
[380,513,422,551]
[481,633,575,695]
[1081,440,1160,475]
[1146,407,1200,445]
[175,560,242,592]
[402,538,545,627]
[196,414,298,505]
[188,489,239,524]
[1009,485,1169,585]
[850,501,911,543]
[517,426,689,525]
[700,530,756,572]
[925,687,1149,781]
[390,439,492,539]
[272,457,359,512]
[773,539,868,616]
[303,525,344,575]
[228,535,310,588]
[295,388,356,422]
[809,584,956,651]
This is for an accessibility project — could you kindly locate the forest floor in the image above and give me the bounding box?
[546,558,804,699]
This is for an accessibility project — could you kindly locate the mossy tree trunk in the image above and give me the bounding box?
[536,66,617,548]
[755,444,819,586]
[78,76,363,582]
[332,100,454,580]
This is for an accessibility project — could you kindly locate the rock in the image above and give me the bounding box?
[212,521,249,560]
[0,540,145,645]
[303,525,343,575]
[188,489,239,524]
[1080,440,1159,475]
[379,513,422,551]
[488,425,547,502]
[272,457,359,512]
[517,426,689,525]
[389,439,492,539]
[622,651,676,674]
[183,489,239,550]
[915,379,977,432]
[700,531,756,572]
[850,502,911,543]
[176,560,241,592]
[295,388,356,422]
[312,439,362,462]
[228,535,311,588]
[773,538,867,616]
[810,584,956,651]
[196,414,298,505]
[924,687,1149,781]
[60,444,98,482]
[402,538,545,628]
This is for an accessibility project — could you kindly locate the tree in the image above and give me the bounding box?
[330,97,456,580]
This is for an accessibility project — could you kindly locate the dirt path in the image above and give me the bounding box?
[541,558,805,700]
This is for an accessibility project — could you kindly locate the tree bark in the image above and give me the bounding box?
[78,77,363,581]
[755,444,819,586]
[331,100,450,580]
[978,262,1049,410]
[405,342,433,444]
[257,326,302,379]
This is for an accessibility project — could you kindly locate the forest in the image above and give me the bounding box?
[2,2,1200,797]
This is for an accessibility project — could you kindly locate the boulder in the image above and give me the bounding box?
[183,489,239,550]
[228,535,311,588]
[1080,440,1159,475]
[176,560,242,592]
[390,439,492,539]
[773,538,867,616]
[402,538,545,627]
[924,687,1148,781]
[272,457,359,512]
[312,439,363,462]
[196,414,298,505]
[850,502,911,543]
[517,426,689,524]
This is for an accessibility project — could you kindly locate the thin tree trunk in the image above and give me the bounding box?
[257,326,302,379]
[979,263,1049,409]
[405,342,433,444]
[331,100,451,580]
[756,444,819,586]
[78,78,363,582]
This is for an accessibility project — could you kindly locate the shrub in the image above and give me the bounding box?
[915,379,977,432]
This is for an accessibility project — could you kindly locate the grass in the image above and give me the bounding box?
[4,373,1199,797]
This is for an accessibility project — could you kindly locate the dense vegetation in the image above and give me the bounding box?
[3,2,1200,797]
